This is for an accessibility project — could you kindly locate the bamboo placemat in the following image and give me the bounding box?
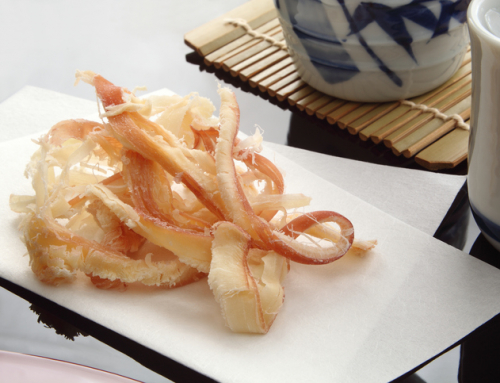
[184,0,471,171]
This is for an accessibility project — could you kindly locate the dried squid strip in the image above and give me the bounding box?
[195,126,284,197]
[9,194,36,213]
[47,119,104,146]
[215,87,354,264]
[68,172,125,207]
[91,74,228,221]
[123,149,214,231]
[278,212,376,252]
[87,184,213,273]
[239,145,284,196]
[208,222,287,334]
[46,119,123,165]
[192,127,218,155]
[23,212,203,288]
[250,193,312,217]
[193,124,284,223]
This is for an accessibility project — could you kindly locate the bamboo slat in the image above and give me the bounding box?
[230,43,285,76]
[239,49,289,81]
[184,0,277,56]
[415,129,469,170]
[347,103,399,135]
[316,99,346,120]
[184,0,473,170]
[382,84,471,147]
[392,96,471,156]
[222,32,285,72]
[337,103,381,129]
[267,71,301,96]
[204,18,281,65]
[276,79,307,101]
[358,62,471,141]
[249,57,293,88]
[212,25,282,69]
[370,73,472,143]
[327,103,362,125]
[296,91,323,111]
[289,87,317,107]
[392,95,471,156]
[258,64,296,92]
[305,95,334,116]
[403,107,470,158]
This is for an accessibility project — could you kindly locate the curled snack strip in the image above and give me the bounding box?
[23,212,203,288]
[208,222,287,334]
[92,75,228,221]
[10,71,375,334]
[214,87,354,264]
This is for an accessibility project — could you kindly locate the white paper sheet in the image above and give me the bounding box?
[1,88,498,383]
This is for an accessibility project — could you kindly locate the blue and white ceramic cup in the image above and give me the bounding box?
[275,0,470,102]
[468,0,500,251]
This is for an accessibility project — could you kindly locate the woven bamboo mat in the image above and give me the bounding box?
[184,0,471,171]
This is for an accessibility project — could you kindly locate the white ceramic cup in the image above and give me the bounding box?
[467,0,500,251]
[275,0,470,102]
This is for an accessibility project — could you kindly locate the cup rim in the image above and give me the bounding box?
[468,0,500,43]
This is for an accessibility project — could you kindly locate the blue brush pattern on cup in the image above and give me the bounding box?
[470,204,500,244]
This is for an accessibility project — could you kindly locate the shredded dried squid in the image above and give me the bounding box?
[10,71,376,334]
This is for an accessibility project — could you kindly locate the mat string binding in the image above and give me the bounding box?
[398,100,470,130]
[225,18,288,50]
